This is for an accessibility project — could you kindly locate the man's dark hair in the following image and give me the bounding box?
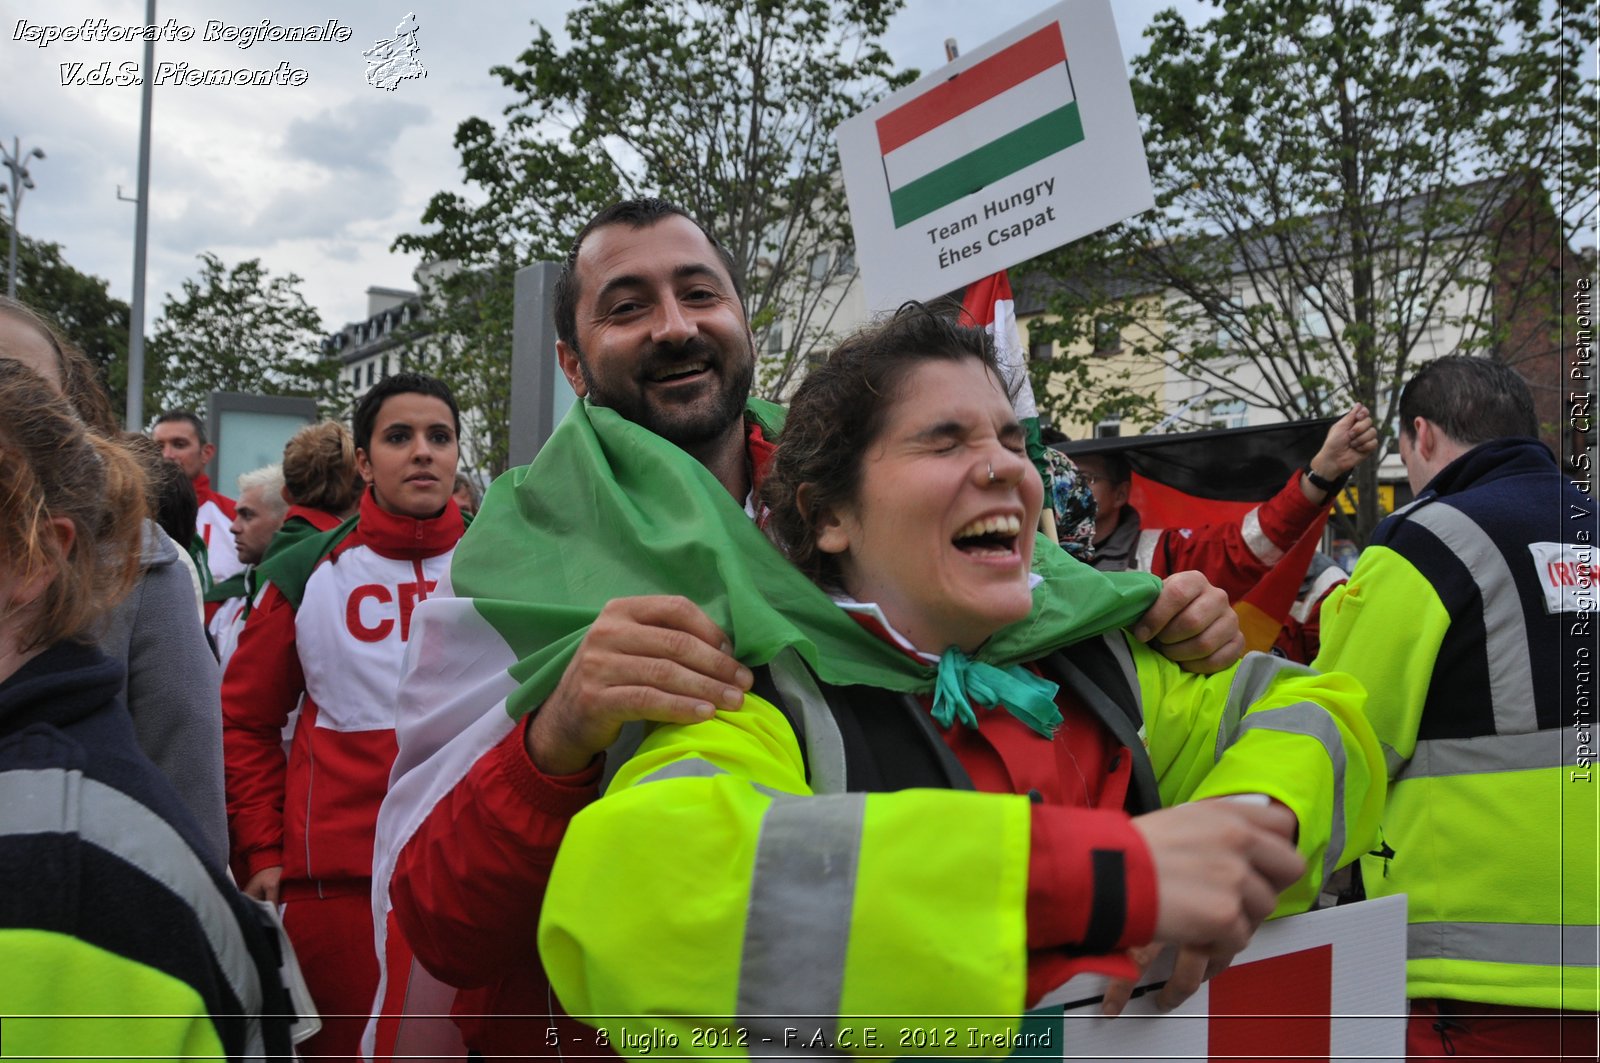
[1399,356,1537,445]
[352,372,461,452]
[154,409,207,446]
[1100,452,1132,486]
[553,198,745,354]
[122,432,198,548]
[761,302,1008,588]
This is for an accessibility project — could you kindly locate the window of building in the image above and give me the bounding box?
[1298,290,1332,340]
[1093,316,1122,355]
[1095,415,1122,438]
[809,251,831,282]
[366,362,375,387]
[1208,398,1249,430]
[767,326,784,357]
[1029,337,1054,363]
[834,247,856,275]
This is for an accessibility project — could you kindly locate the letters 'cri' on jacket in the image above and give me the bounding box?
[1315,439,1599,1012]
[222,491,464,882]
[539,638,1383,1057]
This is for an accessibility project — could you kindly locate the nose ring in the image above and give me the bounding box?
[987,461,996,485]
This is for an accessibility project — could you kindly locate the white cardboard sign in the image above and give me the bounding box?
[836,0,1154,312]
[1037,895,1409,1061]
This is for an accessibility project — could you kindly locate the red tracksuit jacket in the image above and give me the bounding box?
[223,491,465,884]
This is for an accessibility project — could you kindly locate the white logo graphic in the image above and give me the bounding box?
[364,13,425,91]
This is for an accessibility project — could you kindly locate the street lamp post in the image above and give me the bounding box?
[0,137,46,299]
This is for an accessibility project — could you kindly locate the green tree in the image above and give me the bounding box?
[0,218,140,413]
[1029,0,1594,541]
[395,0,913,474]
[150,253,339,417]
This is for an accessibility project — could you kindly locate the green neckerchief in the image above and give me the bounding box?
[450,397,1162,721]
[932,648,1063,738]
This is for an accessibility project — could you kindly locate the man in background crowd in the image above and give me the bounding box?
[1076,406,1376,597]
[153,410,244,587]
[1314,357,1597,1058]
[207,463,289,667]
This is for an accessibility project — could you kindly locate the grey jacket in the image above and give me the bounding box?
[96,521,229,864]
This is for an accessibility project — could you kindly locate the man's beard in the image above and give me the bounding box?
[578,337,755,449]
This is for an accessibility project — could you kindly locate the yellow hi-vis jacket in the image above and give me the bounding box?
[538,636,1382,1058]
[1314,438,1599,1011]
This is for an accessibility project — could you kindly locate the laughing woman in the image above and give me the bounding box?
[538,307,1386,1055]
[222,373,467,1063]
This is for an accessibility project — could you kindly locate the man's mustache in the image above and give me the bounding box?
[638,338,721,378]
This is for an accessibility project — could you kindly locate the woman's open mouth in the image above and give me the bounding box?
[951,513,1022,558]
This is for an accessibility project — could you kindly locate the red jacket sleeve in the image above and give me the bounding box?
[389,716,601,988]
[1024,805,1157,1003]
[1151,470,1326,599]
[220,583,304,876]
[1026,805,1157,951]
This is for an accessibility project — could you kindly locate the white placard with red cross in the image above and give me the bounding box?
[1040,895,1407,1061]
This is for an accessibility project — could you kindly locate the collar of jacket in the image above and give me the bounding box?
[284,505,344,533]
[0,640,124,736]
[352,487,465,560]
[1421,436,1559,501]
[1094,504,1143,570]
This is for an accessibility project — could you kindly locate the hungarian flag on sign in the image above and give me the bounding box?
[960,271,1052,491]
[1057,419,1339,652]
[876,23,1082,228]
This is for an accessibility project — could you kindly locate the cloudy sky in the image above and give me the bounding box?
[0,0,1201,332]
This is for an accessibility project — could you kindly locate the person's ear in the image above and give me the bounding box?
[200,441,217,464]
[281,485,294,506]
[14,517,76,609]
[556,342,589,398]
[802,486,852,556]
[1413,418,1437,462]
[355,448,375,485]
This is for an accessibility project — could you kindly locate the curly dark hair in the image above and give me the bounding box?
[760,302,1008,588]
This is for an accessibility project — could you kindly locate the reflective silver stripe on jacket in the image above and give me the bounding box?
[739,792,867,1052]
[635,754,865,1050]
[1409,921,1600,967]
[1404,502,1538,735]
[1134,529,1162,573]
[636,758,729,785]
[1232,703,1347,880]
[1215,653,1316,762]
[1241,506,1283,564]
[1290,564,1348,623]
[0,768,265,1055]
[769,648,847,795]
[1398,728,1589,780]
